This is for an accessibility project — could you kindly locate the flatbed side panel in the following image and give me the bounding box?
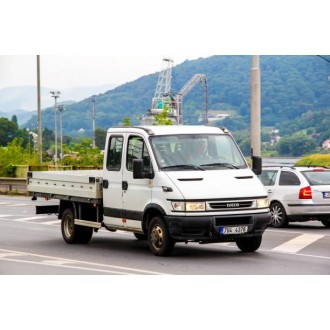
[30,192,102,205]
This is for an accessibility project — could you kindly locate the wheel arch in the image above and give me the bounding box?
[142,203,166,232]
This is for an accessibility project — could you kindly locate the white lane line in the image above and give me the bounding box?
[0,215,11,218]
[0,248,171,275]
[15,216,46,222]
[43,220,61,225]
[272,233,324,254]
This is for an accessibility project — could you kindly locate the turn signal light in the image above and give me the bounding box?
[299,186,312,199]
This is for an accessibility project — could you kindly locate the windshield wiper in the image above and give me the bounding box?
[200,162,239,169]
[161,164,205,171]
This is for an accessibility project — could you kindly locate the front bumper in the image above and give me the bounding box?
[164,212,271,242]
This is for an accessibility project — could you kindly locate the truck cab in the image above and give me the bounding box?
[101,125,270,255]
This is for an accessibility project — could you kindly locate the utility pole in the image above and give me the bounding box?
[250,55,261,158]
[58,105,65,160]
[92,96,96,148]
[37,55,42,164]
[50,91,61,163]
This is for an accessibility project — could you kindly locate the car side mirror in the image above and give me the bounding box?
[133,159,154,179]
[252,156,262,175]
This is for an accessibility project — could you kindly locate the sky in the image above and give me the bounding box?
[0,55,202,90]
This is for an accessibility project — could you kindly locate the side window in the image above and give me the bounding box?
[259,170,277,186]
[279,171,300,186]
[127,135,151,172]
[106,136,123,171]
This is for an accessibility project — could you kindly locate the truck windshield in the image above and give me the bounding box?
[150,134,247,171]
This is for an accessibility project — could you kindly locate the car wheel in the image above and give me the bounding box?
[148,216,175,256]
[61,208,93,244]
[321,220,330,228]
[270,202,289,228]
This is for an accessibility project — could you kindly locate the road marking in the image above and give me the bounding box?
[16,216,46,222]
[0,248,171,275]
[43,220,61,225]
[272,233,324,254]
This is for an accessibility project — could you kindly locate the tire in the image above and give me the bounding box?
[148,216,175,256]
[134,232,148,240]
[236,235,262,252]
[270,202,289,228]
[321,220,330,228]
[61,208,93,244]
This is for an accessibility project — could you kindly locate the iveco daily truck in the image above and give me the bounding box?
[28,125,270,256]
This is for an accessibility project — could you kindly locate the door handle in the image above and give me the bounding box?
[103,180,109,189]
[122,181,128,191]
[267,189,273,193]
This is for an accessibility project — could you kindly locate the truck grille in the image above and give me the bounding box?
[208,200,254,210]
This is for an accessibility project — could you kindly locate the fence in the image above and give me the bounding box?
[0,178,27,194]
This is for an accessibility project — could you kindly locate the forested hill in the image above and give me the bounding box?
[24,55,330,135]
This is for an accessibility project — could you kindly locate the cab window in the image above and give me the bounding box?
[106,136,123,171]
[126,135,151,172]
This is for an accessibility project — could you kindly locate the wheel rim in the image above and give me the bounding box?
[64,215,74,238]
[150,224,164,251]
[271,205,283,225]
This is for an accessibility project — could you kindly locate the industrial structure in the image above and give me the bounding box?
[141,58,208,125]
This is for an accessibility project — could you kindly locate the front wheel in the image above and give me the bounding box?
[236,235,262,252]
[61,208,93,244]
[148,216,175,256]
[270,202,289,228]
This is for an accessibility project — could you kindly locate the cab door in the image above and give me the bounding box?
[122,134,153,231]
[102,134,126,229]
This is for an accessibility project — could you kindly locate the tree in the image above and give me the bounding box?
[153,106,172,125]
[122,117,132,126]
[95,128,107,150]
[0,117,18,146]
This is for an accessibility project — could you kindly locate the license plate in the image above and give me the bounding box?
[323,192,330,199]
[220,226,248,235]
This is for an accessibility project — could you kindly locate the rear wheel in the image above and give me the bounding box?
[61,208,93,244]
[148,216,175,256]
[236,235,262,252]
[270,202,289,228]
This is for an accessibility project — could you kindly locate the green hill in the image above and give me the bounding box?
[24,55,330,137]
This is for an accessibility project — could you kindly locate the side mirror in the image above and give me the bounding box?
[252,156,262,175]
[133,159,154,179]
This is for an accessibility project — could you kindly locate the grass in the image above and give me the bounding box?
[295,154,330,168]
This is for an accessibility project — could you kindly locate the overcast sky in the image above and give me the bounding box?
[0,55,206,90]
[1,1,328,91]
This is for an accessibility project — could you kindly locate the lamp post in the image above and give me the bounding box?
[92,96,96,148]
[50,91,61,163]
[57,105,65,160]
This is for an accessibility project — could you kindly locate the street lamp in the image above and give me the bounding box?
[57,105,65,160]
[50,91,61,163]
[91,96,96,148]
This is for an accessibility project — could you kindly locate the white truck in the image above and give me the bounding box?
[27,125,270,256]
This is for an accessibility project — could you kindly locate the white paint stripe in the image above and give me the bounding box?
[43,220,61,225]
[272,233,324,254]
[0,248,171,275]
[16,216,46,221]
[0,215,11,218]
[0,252,24,258]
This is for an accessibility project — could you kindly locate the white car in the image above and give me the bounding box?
[258,166,330,228]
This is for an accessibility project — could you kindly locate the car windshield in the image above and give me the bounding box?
[150,134,247,171]
[302,170,330,185]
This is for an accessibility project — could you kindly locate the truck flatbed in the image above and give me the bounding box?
[27,170,103,200]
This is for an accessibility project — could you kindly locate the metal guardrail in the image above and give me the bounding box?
[0,178,27,194]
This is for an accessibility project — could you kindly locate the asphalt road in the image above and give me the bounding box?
[0,195,330,275]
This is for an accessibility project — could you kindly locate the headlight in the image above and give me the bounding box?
[256,198,269,208]
[171,201,206,212]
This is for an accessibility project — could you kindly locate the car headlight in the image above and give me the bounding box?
[256,198,269,208]
[171,201,206,212]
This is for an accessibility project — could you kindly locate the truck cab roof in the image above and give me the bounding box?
[108,125,229,136]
